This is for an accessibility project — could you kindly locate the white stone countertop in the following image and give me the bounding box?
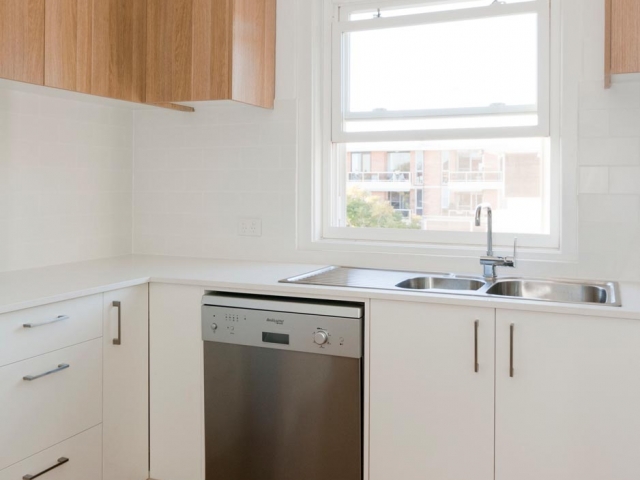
[0,254,638,320]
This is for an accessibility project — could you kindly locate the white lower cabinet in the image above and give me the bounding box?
[495,309,640,480]
[0,339,103,470]
[149,283,206,480]
[0,285,149,480]
[0,425,103,480]
[369,300,495,480]
[7,281,640,480]
[103,284,149,480]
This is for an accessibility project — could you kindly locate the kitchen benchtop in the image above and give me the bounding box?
[1,254,640,320]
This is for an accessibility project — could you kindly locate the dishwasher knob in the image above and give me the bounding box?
[210,323,218,332]
[313,330,329,345]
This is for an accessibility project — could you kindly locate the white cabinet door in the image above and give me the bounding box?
[150,283,206,480]
[496,309,640,480]
[0,425,103,480]
[103,284,149,480]
[369,300,495,480]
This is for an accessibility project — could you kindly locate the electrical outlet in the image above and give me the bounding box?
[238,218,262,237]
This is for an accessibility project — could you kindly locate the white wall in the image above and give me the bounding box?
[130,0,640,281]
[0,82,133,272]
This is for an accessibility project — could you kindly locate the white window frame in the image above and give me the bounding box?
[296,0,577,262]
[331,0,551,143]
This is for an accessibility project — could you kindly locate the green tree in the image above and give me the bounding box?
[347,188,421,229]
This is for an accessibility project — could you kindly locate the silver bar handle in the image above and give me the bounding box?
[23,364,70,381]
[23,315,69,329]
[23,457,69,479]
[509,323,515,378]
[112,301,122,345]
[474,320,479,373]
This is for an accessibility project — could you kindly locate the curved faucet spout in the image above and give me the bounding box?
[474,203,493,256]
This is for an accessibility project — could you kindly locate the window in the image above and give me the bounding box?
[350,152,371,172]
[323,0,556,249]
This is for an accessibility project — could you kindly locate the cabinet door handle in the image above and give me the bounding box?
[23,364,70,381]
[509,323,515,378]
[474,319,479,373]
[23,315,69,328]
[23,457,69,479]
[112,301,122,345]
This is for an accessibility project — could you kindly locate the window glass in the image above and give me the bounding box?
[346,14,538,116]
[341,138,550,235]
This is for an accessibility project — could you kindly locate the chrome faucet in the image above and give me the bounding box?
[474,203,516,279]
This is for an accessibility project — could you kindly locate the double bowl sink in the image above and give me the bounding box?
[282,267,621,307]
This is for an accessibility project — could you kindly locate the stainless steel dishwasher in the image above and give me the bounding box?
[201,292,364,480]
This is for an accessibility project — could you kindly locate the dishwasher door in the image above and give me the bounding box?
[203,341,362,480]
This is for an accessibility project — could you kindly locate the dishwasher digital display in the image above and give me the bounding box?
[262,332,290,345]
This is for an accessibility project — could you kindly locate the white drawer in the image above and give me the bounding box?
[0,339,103,470]
[0,294,103,367]
[0,425,102,480]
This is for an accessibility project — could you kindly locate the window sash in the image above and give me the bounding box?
[331,0,550,143]
[324,138,558,250]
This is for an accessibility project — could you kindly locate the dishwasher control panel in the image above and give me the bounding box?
[201,294,363,359]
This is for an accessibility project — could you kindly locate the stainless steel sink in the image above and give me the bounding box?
[280,267,622,307]
[396,276,486,291]
[485,279,620,306]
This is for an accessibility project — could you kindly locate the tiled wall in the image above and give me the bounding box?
[0,83,133,272]
[133,100,298,259]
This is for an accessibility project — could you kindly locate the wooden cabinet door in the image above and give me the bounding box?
[146,0,275,107]
[610,0,640,74]
[44,0,91,92]
[45,0,146,101]
[0,0,44,85]
[149,283,206,480]
[91,0,146,102]
[496,309,640,480]
[103,284,149,480]
[146,0,195,103]
[369,300,495,480]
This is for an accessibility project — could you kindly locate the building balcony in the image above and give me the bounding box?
[442,171,504,191]
[348,171,412,192]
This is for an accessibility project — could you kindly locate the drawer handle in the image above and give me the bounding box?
[23,364,70,381]
[112,301,122,345]
[23,457,69,479]
[23,315,70,329]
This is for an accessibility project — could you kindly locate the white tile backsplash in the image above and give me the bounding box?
[609,167,640,194]
[0,86,133,272]
[132,99,298,259]
[580,166,609,194]
[609,109,640,137]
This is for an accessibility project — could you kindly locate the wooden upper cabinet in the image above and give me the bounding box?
[606,0,640,87]
[45,0,146,102]
[146,0,276,108]
[0,0,45,85]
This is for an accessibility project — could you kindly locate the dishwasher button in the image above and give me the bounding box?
[313,330,329,346]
